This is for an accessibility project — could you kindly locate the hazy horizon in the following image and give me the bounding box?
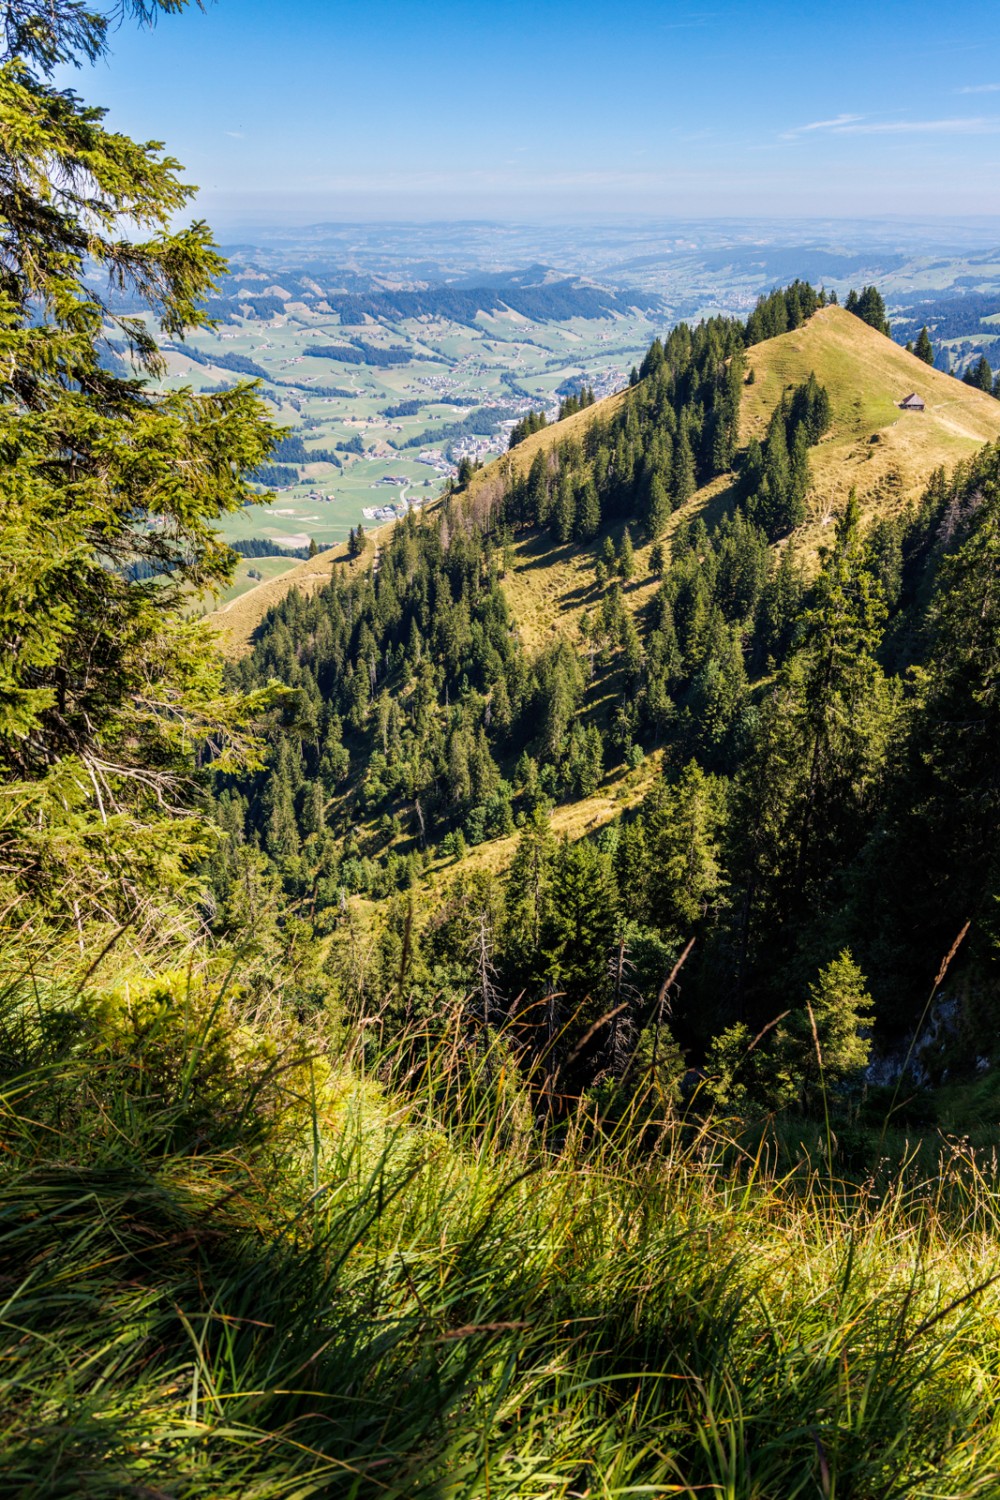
[67,0,1000,223]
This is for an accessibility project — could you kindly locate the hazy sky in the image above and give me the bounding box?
[69,0,1000,223]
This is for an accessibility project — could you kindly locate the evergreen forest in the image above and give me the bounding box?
[8,6,1000,1496]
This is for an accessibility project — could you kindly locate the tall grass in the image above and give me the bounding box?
[3,947,1000,1497]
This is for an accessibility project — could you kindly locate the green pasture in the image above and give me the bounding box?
[213,553,301,607]
[151,303,657,556]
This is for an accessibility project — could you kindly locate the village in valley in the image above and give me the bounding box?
[140,249,657,602]
[128,220,1000,605]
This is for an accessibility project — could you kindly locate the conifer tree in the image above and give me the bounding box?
[915,325,934,365]
[554,471,576,544]
[527,449,549,525]
[575,477,601,541]
[539,840,616,1002]
[964,355,993,393]
[618,527,635,582]
[264,771,301,861]
[644,760,727,941]
[621,614,644,682]
[876,466,1000,992]
[847,285,890,336]
[0,0,277,913]
[503,806,556,970]
[780,950,873,1103]
[730,493,896,996]
[645,473,671,541]
[672,429,697,507]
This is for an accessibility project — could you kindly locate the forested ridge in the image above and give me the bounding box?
[10,5,1000,1494]
[217,275,1000,1110]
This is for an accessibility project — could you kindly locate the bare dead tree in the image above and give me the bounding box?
[469,906,501,1032]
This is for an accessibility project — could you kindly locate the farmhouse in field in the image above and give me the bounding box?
[899,392,926,411]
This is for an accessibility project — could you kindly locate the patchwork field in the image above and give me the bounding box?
[146,286,660,555]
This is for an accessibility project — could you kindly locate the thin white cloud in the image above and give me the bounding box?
[781,114,864,139]
[802,113,865,132]
[834,116,1000,134]
[225,130,245,139]
[783,113,1000,139]
[957,83,1000,94]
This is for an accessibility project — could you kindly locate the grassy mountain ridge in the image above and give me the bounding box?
[743,304,1000,547]
[481,304,1000,656]
[217,306,1000,662]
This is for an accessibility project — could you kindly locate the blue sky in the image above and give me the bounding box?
[70,0,1000,223]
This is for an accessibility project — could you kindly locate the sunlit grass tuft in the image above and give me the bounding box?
[4,947,1000,1496]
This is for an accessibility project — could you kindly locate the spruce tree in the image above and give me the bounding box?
[539,840,616,1002]
[964,355,993,393]
[618,527,635,582]
[730,493,896,1001]
[780,950,873,1104]
[527,450,548,525]
[645,473,671,541]
[575,477,601,541]
[503,806,556,971]
[0,0,276,913]
[553,471,576,544]
[644,761,727,941]
[672,429,697,507]
[849,285,890,337]
[876,464,1000,998]
[915,326,934,365]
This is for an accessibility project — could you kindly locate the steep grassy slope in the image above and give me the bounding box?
[212,307,1000,665]
[213,526,388,658]
[493,305,1000,655]
[13,940,1000,1497]
[744,303,1000,548]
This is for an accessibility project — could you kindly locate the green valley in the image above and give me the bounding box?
[133,265,663,556]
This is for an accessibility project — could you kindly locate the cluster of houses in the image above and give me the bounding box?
[416,449,457,478]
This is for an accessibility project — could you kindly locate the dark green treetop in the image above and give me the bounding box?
[845,285,890,337]
[0,0,278,914]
